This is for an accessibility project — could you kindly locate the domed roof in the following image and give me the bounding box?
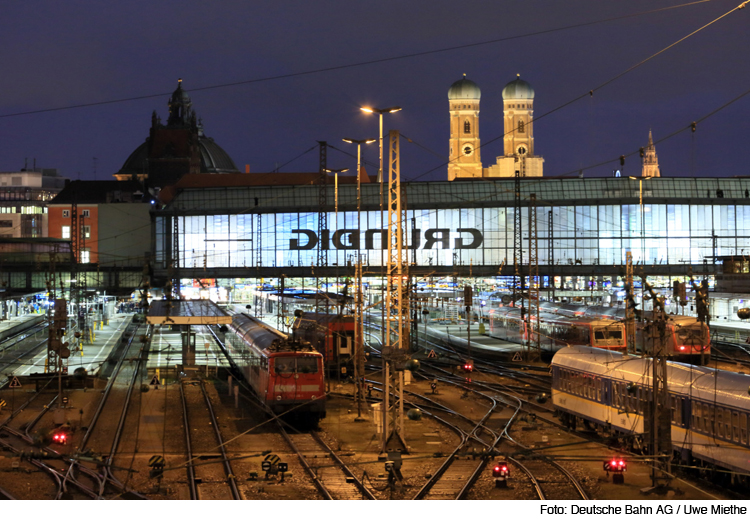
[117,136,239,176]
[502,74,534,99]
[448,74,481,100]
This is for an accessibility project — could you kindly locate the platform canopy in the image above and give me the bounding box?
[146,300,232,325]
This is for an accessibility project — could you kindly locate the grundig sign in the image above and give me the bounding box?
[289,228,484,251]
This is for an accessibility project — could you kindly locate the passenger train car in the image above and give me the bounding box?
[477,298,710,362]
[578,305,710,362]
[552,345,750,477]
[482,304,626,359]
[223,313,326,421]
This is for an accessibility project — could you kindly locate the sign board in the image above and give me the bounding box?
[150,375,161,386]
[8,377,21,388]
[261,460,272,472]
[149,455,165,468]
[0,399,6,408]
[511,352,523,362]
[278,462,288,472]
[427,350,437,359]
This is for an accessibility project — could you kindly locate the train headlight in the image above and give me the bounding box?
[276,395,282,401]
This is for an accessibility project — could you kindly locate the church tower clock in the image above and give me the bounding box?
[447,74,482,180]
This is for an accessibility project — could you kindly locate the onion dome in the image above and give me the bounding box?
[502,74,534,99]
[448,74,481,100]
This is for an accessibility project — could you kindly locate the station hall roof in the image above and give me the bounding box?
[146,300,232,325]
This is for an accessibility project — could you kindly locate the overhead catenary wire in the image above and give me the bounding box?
[0,1,719,121]
[411,0,749,180]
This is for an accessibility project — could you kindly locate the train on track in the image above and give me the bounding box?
[471,299,709,363]
[542,301,710,362]
[477,304,626,359]
[293,312,354,377]
[222,313,326,422]
[551,345,750,479]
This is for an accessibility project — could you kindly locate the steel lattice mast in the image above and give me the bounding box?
[315,141,329,317]
[528,193,540,360]
[382,130,409,452]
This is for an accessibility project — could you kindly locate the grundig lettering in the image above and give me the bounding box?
[289,228,483,250]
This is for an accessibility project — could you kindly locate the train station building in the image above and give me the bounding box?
[4,78,748,317]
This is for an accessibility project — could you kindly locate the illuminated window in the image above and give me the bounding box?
[83,226,91,239]
[62,225,70,239]
[81,250,90,263]
[62,210,70,218]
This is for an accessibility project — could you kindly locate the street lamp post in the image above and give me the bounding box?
[360,106,401,348]
[343,137,375,419]
[629,175,653,266]
[324,167,349,232]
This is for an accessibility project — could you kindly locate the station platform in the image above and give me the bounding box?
[10,312,134,377]
[423,320,522,355]
[0,313,46,342]
[146,326,231,372]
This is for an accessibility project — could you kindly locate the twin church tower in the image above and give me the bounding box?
[448,73,544,180]
[448,74,661,180]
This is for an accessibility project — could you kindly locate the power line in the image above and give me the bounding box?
[410,0,747,180]
[0,1,717,120]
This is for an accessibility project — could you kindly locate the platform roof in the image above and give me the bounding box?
[146,300,232,325]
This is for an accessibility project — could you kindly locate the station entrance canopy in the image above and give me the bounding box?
[146,300,232,325]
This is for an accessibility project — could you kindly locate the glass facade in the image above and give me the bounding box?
[156,202,749,271]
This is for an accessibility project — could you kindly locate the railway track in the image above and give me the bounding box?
[74,321,148,499]
[281,429,376,500]
[179,378,242,500]
[0,392,104,499]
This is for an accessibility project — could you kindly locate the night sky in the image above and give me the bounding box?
[1,0,748,182]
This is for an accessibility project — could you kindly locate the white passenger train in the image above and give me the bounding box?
[551,345,750,477]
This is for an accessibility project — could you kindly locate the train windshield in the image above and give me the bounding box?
[273,356,319,374]
[676,326,705,342]
[594,329,623,340]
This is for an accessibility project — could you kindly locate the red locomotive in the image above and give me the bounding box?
[224,313,326,421]
[293,312,354,376]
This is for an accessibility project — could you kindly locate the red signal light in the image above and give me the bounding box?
[492,464,509,477]
[605,458,626,472]
[463,364,473,372]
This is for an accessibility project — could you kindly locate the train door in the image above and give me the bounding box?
[337,333,352,358]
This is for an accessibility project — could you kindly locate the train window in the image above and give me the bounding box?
[274,357,295,374]
[669,396,677,423]
[296,356,319,374]
[695,403,703,432]
[702,404,712,435]
[741,414,748,445]
[732,412,739,442]
[596,378,601,402]
[673,397,682,426]
[715,408,723,438]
